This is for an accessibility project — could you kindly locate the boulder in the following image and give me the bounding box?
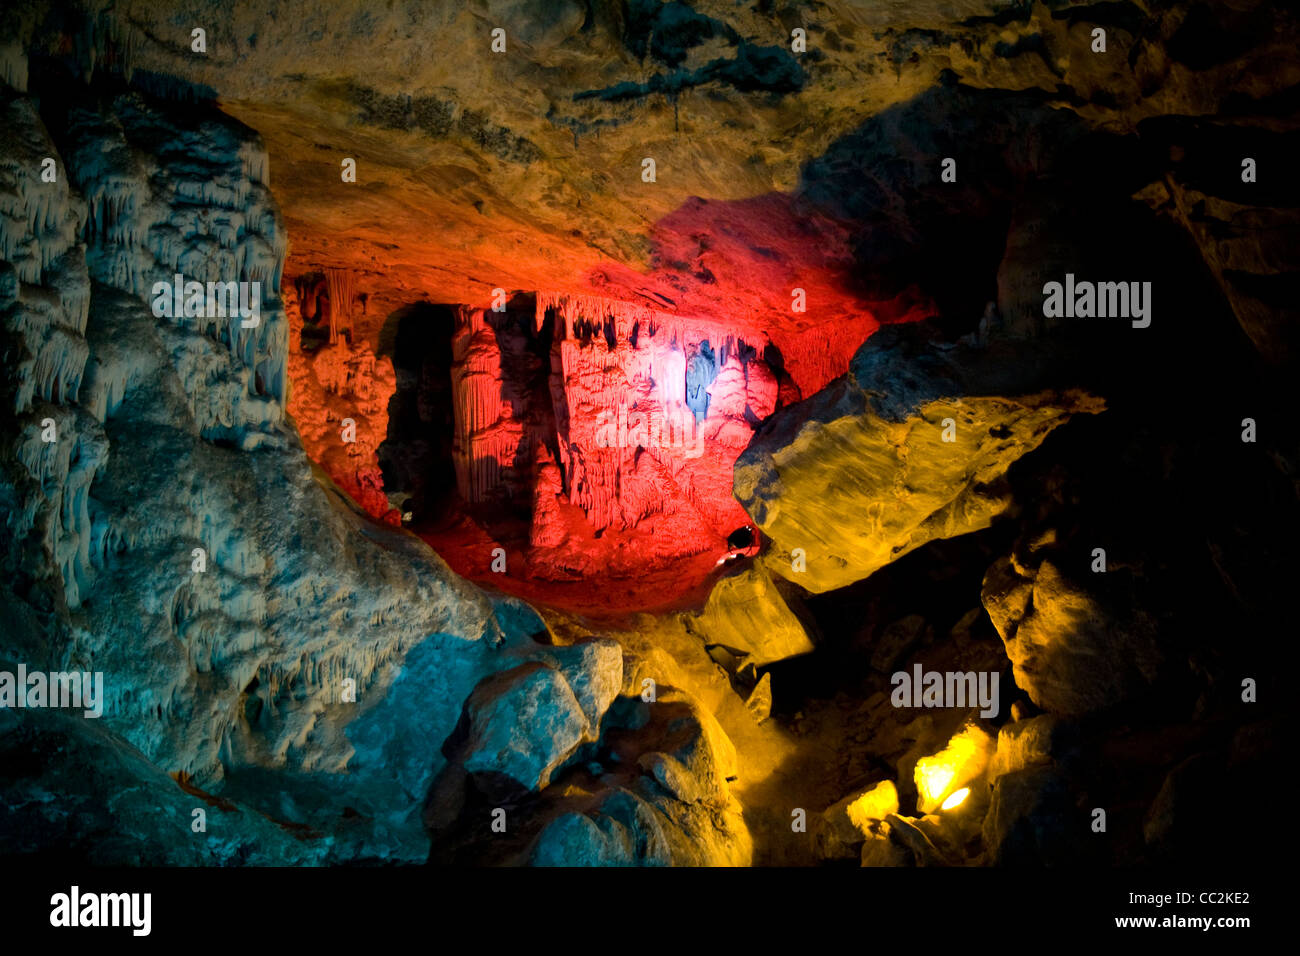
[982,765,1082,866]
[818,779,900,860]
[744,672,773,723]
[527,690,753,866]
[692,564,816,665]
[861,814,951,867]
[982,556,1162,716]
[735,325,1103,593]
[989,714,1064,779]
[461,663,591,792]
[530,812,633,868]
[637,698,737,807]
[524,638,623,731]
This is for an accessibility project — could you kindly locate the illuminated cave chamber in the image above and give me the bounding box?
[369,291,789,598]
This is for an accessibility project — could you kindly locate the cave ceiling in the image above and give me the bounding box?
[24,0,1291,340]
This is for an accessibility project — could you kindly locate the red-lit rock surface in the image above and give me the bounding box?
[282,228,927,611]
[285,277,899,611]
[285,280,400,526]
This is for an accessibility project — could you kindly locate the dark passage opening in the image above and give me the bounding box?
[377,302,458,524]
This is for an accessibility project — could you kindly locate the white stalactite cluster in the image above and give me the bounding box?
[0,70,471,802]
[1,90,106,609]
[0,98,85,286]
[62,91,290,429]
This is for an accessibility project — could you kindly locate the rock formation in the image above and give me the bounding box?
[0,0,1292,874]
[735,324,1105,593]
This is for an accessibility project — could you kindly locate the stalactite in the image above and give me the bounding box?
[58,85,292,425]
[0,40,28,92]
[71,8,138,85]
[239,140,271,188]
[325,267,354,346]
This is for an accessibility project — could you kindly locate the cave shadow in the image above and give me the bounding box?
[376,302,458,523]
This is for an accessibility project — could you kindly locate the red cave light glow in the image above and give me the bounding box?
[284,190,934,613]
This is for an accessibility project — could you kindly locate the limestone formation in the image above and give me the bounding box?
[735,324,1105,593]
[982,555,1162,717]
[0,0,1290,875]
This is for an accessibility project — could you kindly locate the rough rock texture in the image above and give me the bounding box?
[462,664,592,791]
[459,640,621,792]
[982,764,1084,867]
[1133,123,1300,364]
[8,0,1289,345]
[0,708,316,865]
[1,92,101,613]
[287,331,399,524]
[983,552,1162,716]
[693,564,815,665]
[988,714,1067,779]
[736,324,1104,593]
[428,663,753,866]
[3,1,1294,609]
[860,812,970,868]
[7,0,1288,614]
[816,778,898,860]
[437,293,777,577]
[0,79,530,862]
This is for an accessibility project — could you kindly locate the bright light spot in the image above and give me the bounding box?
[913,724,994,813]
[846,780,899,831]
[941,787,970,811]
[916,763,956,806]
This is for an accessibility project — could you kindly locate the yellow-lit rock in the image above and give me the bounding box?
[989,714,1063,779]
[817,777,902,859]
[744,672,773,723]
[736,326,1104,593]
[847,779,900,830]
[914,723,994,814]
[692,563,816,665]
[983,556,1162,716]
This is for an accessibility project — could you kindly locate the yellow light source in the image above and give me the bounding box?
[913,724,994,813]
[916,763,956,808]
[940,787,970,811]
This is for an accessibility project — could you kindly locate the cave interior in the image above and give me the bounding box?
[0,0,1294,869]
